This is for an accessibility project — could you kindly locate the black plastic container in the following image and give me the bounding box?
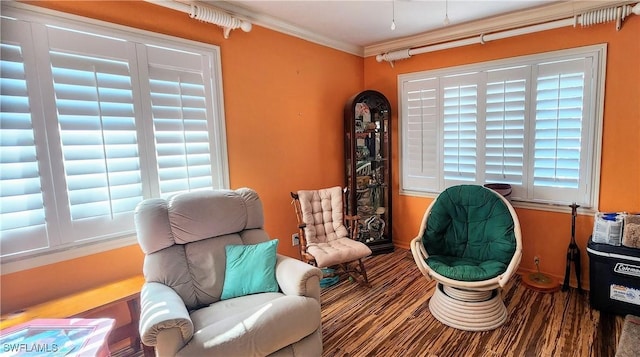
[587,236,640,316]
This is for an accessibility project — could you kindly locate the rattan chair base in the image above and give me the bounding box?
[429,283,507,331]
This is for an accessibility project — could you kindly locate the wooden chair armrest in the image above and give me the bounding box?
[345,214,359,221]
[343,215,360,241]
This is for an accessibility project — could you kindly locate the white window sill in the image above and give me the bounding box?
[0,234,139,275]
[399,189,597,216]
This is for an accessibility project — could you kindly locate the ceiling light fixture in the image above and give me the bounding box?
[443,0,450,26]
[391,0,396,31]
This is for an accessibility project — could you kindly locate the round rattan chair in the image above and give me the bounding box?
[410,185,522,331]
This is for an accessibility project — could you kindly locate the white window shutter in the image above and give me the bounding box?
[51,52,143,219]
[402,78,439,192]
[144,46,216,198]
[45,26,143,242]
[484,66,528,198]
[532,58,590,204]
[441,74,480,186]
[399,46,603,208]
[0,20,52,256]
[0,8,230,261]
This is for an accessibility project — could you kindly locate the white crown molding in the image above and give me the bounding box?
[5,0,634,60]
[9,0,633,60]
[364,0,636,57]
[205,1,364,56]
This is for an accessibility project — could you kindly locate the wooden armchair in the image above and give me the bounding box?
[291,186,372,286]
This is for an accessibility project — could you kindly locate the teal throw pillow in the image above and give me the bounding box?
[221,239,279,300]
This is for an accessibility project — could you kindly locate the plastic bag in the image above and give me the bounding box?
[592,212,624,246]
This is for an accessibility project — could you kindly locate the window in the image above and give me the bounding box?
[399,45,605,209]
[0,7,228,261]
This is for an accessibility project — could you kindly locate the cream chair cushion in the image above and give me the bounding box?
[296,186,371,267]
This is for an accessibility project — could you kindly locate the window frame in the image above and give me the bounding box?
[398,44,606,213]
[0,3,229,273]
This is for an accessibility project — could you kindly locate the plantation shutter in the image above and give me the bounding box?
[144,45,215,198]
[532,57,592,204]
[402,78,439,192]
[441,73,480,186]
[0,20,52,256]
[0,7,229,261]
[484,66,528,198]
[46,26,143,242]
[399,46,602,207]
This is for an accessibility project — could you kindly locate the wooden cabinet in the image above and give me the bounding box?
[344,90,393,254]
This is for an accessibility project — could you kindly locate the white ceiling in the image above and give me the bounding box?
[212,0,560,48]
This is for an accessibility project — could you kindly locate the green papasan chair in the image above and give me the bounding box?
[410,185,522,331]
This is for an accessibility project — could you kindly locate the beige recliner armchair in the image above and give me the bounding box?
[135,188,323,356]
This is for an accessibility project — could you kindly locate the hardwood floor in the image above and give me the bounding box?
[321,249,624,357]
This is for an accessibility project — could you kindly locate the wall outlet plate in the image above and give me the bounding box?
[292,233,300,246]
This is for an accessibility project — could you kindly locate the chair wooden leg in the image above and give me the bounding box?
[358,259,370,285]
[341,260,371,287]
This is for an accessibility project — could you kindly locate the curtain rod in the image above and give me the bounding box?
[144,0,252,39]
[377,3,640,65]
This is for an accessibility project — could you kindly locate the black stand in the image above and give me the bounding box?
[562,203,582,292]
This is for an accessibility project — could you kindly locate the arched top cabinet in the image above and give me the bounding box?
[344,90,393,254]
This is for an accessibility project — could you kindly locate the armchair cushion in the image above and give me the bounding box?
[307,237,372,268]
[422,185,516,281]
[221,240,279,300]
[183,293,321,356]
[297,187,349,244]
[425,256,508,281]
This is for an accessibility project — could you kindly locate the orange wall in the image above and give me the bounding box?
[2,1,638,316]
[1,1,363,314]
[365,16,640,285]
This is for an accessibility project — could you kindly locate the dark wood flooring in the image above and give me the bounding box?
[114,249,624,357]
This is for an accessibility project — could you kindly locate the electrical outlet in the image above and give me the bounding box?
[292,233,300,246]
[534,256,540,265]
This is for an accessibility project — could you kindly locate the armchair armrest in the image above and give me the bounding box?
[344,214,360,240]
[410,235,432,282]
[296,223,314,262]
[139,282,194,349]
[275,255,323,301]
[498,249,522,288]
